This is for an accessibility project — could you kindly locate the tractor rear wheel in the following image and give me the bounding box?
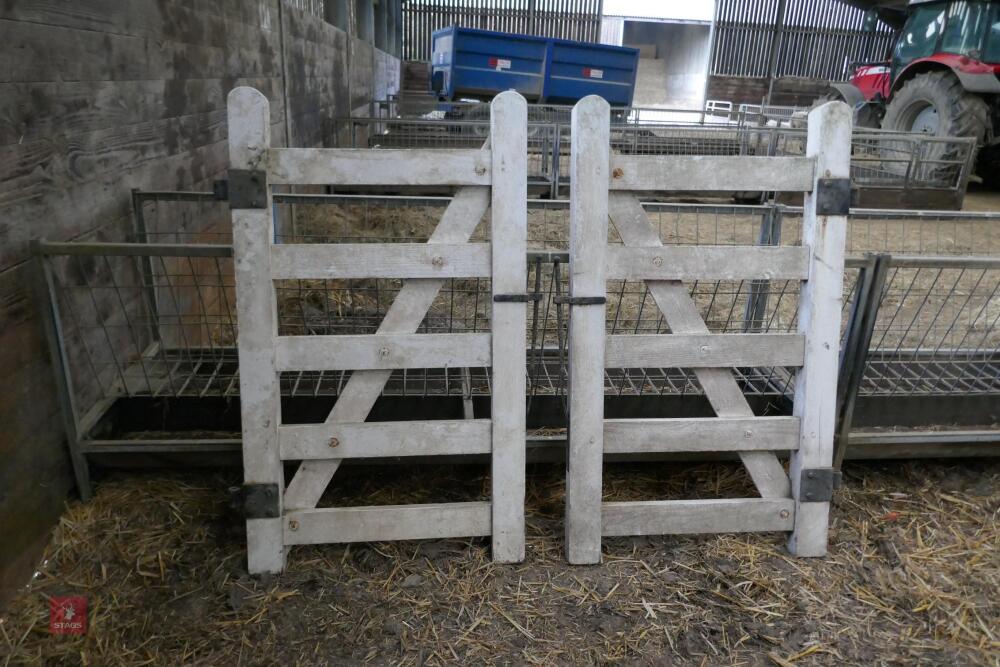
[880,71,988,183]
[882,70,989,138]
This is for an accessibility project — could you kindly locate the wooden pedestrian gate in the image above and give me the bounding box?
[564,96,852,562]
[229,86,850,572]
[228,87,528,573]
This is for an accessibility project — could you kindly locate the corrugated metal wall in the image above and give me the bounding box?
[402,0,603,61]
[711,0,896,81]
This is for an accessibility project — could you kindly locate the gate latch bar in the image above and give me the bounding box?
[240,483,280,519]
[814,178,852,216]
[228,169,267,209]
[552,296,606,306]
[799,467,842,502]
[493,293,542,303]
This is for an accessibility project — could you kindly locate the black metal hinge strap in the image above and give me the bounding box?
[228,169,267,209]
[799,467,843,503]
[814,178,852,216]
[240,483,280,519]
[552,296,606,306]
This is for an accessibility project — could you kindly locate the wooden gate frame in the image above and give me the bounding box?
[565,95,852,563]
[228,87,528,574]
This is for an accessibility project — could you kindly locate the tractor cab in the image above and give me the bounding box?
[833,1,1000,186]
[850,1,1000,104]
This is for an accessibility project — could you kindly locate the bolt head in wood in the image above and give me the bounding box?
[288,520,299,531]
[780,509,790,519]
[328,437,340,448]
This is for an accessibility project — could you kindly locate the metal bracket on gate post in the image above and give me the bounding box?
[240,483,280,519]
[228,169,267,209]
[814,178,853,216]
[212,179,230,201]
[799,468,842,502]
[552,296,606,306]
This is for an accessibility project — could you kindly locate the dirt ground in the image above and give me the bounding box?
[1,458,997,666]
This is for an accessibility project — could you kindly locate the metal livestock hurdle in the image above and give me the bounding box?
[227,87,528,573]
[563,96,852,562]
[341,110,975,208]
[35,188,1000,508]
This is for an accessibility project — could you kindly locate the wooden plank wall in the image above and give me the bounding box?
[706,75,831,107]
[0,0,400,604]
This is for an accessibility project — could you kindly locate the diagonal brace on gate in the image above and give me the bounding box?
[283,185,491,510]
[607,193,791,499]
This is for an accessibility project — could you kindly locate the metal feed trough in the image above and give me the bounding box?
[36,191,1000,501]
[343,101,976,208]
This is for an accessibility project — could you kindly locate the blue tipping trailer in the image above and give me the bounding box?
[429,26,639,106]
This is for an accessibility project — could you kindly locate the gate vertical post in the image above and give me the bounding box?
[566,95,610,564]
[228,87,285,573]
[490,91,528,562]
[788,101,852,556]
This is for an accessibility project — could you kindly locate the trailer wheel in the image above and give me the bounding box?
[880,71,988,183]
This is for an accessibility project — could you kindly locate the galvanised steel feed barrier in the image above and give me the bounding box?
[37,196,1000,497]
[38,194,1000,498]
[339,109,976,208]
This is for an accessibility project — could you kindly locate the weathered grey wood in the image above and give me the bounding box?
[608,193,791,499]
[605,245,809,281]
[268,147,492,185]
[788,101,852,557]
[489,91,528,563]
[229,87,284,574]
[283,186,490,510]
[609,155,816,192]
[602,498,795,536]
[566,95,610,565]
[604,417,801,453]
[284,502,492,545]
[270,243,492,280]
[278,420,491,460]
[274,333,492,372]
[605,333,804,369]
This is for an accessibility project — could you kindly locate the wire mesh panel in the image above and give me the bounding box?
[862,258,1000,397]
[38,243,239,410]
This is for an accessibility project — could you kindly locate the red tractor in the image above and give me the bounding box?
[831,0,1000,186]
